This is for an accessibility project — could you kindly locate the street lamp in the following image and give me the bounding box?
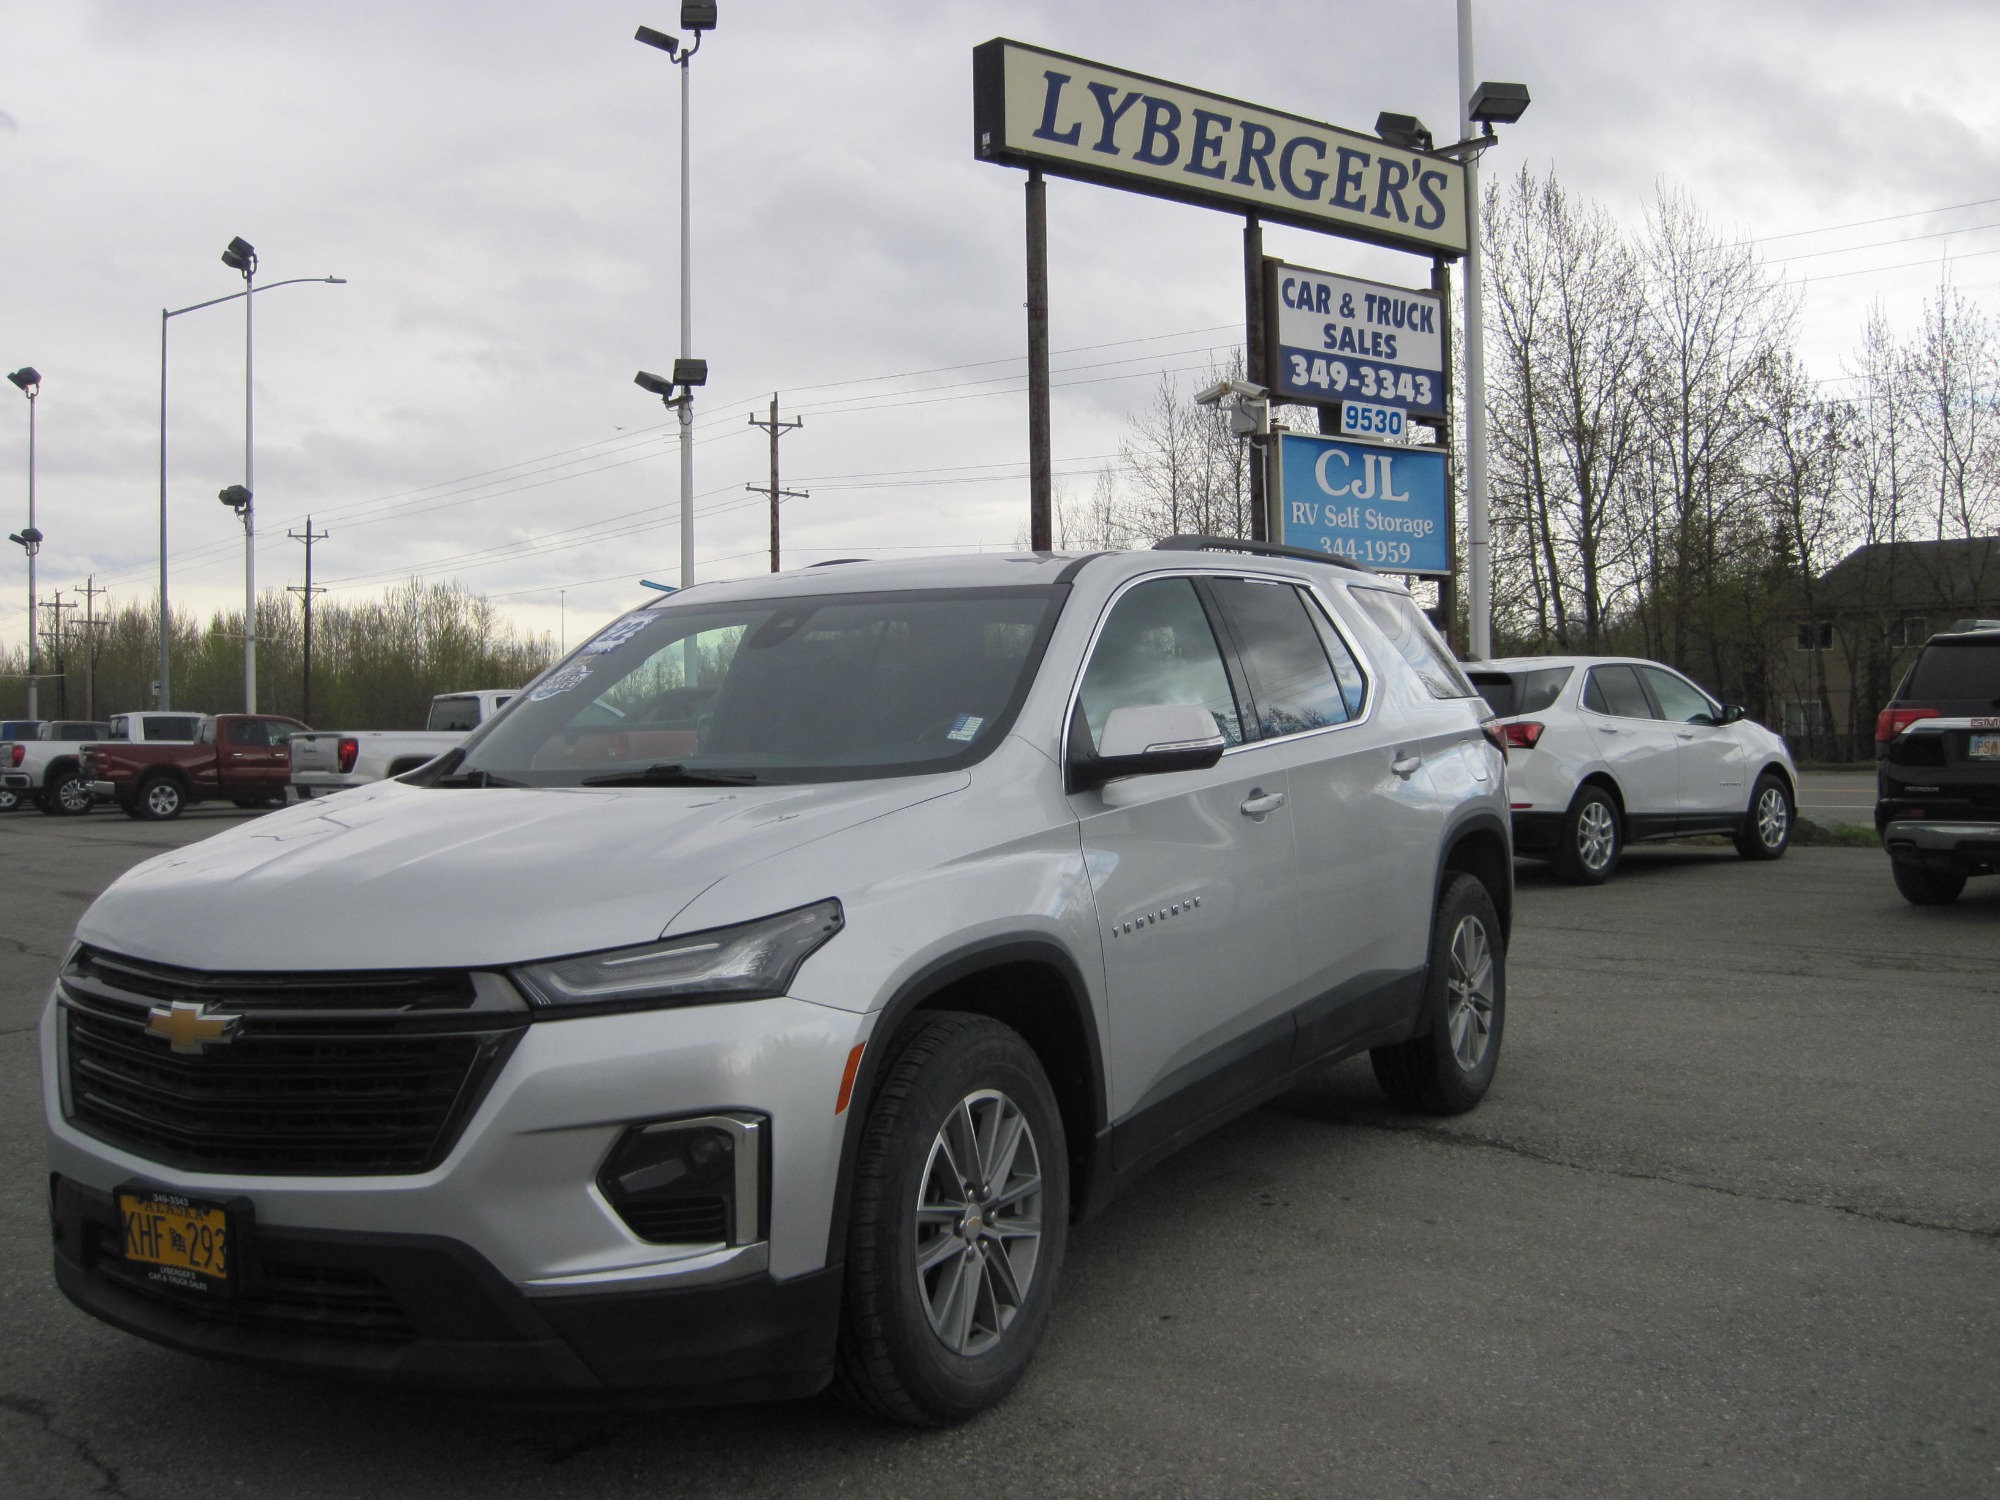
[6,368,40,718]
[157,268,344,710]
[635,2,718,589]
[1456,0,1531,659]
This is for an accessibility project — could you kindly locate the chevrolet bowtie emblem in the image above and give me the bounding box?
[145,1001,243,1055]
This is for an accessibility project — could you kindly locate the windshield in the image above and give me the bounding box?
[458,586,1062,786]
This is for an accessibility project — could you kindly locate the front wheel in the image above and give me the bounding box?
[1735,773,1791,860]
[1891,859,1965,906]
[135,776,185,821]
[834,1012,1069,1426]
[51,771,93,816]
[0,787,16,813]
[1553,785,1621,885]
[1371,873,1506,1115]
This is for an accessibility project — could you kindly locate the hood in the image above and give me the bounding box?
[78,773,968,972]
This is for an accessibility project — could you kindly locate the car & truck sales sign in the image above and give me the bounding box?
[1278,433,1450,575]
[973,40,1468,258]
[1269,262,1445,417]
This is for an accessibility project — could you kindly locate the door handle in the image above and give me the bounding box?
[1390,753,1422,780]
[1598,725,1624,734]
[1239,789,1285,818]
[1676,731,1696,740]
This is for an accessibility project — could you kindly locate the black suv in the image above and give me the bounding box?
[1875,626,2000,904]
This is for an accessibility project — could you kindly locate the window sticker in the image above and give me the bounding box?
[580,611,657,656]
[527,660,594,702]
[945,714,985,743]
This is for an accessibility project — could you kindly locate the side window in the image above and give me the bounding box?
[227,719,264,746]
[1639,666,1716,724]
[1076,578,1244,749]
[1347,587,1475,699]
[1583,664,1652,719]
[263,720,298,746]
[1206,578,1355,738]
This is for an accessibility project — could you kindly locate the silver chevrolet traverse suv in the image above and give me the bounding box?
[44,538,1511,1424]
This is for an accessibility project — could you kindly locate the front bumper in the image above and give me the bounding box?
[1882,819,2000,878]
[43,988,867,1393]
[88,779,119,802]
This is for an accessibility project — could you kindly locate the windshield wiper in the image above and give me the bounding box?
[430,768,527,788]
[579,762,762,787]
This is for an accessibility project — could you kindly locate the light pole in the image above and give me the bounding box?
[1455,1,1531,659]
[219,236,261,711]
[6,369,40,718]
[158,267,344,710]
[636,2,716,588]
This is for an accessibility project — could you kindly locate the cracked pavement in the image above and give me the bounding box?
[0,812,1994,1497]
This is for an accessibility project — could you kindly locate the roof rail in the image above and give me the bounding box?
[1152,535,1374,573]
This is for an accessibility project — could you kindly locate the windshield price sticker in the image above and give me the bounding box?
[581,612,657,656]
[1277,432,1450,575]
[1339,400,1405,440]
[1269,262,1444,417]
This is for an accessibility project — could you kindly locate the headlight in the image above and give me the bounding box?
[512,899,843,1015]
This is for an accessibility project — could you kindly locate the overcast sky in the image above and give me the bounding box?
[2,0,1996,659]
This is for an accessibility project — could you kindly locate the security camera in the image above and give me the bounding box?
[1193,378,1268,407]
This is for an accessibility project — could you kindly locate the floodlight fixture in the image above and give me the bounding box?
[218,484,252,511]
[634,369,676,398]
[1468,82,1531,128]
[1374,112,1434,153]
[681,1,716,32]
[9,527,42,550]
[6,368,39,395]
[670,357,708,388]
[220,236,258,275]
[635,24,680,59]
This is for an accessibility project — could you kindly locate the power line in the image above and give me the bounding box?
[1766,220,2000,265]
[1738,196,2000,247]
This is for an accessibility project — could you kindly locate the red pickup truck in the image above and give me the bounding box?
[84,713,310,820]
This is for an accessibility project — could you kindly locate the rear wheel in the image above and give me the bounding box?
[834,1012,1068,1426]
[1734,773,1791,861]
[1891,859,1965,906]
[1553,785,1621,885]
[1371,873,1506,1115]
[50,770,93,816]
[136,775,185,821]
[0,787,16,813]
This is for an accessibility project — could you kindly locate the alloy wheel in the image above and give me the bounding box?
[1445,915,1496,1072]
[1756,785,1788,848]
[57,776,91,813]
[914,1088,1044,1358]
[145,782,181,817]
[1576,800,1617,872]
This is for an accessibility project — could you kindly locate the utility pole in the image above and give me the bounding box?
[78,576,106,720]
[1457,0,1492,659]
[286,516,328,725]
[41,591,76,717]
[746,394,806,572]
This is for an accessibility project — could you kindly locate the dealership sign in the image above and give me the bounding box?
[973,40,1467,258]
[1277,433,1450,575]
[1268,262,1445,417]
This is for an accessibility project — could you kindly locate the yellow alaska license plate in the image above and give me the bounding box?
[1970,734,2000,760]
[119,1190,230,1290]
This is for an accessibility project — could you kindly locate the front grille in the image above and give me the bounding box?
[88,1224,415,1342]
[61,948,523,1176]
[68,945,477,1011]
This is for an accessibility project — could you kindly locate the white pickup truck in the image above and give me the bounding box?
[289,689,517,798]
[0,719,113,815]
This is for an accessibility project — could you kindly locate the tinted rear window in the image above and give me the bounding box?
[1904,640,2000,704]
[143,717,202,742]
[427,697,483,732]
[1469,666,1572,718]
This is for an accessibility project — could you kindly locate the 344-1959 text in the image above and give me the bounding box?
[1319,536,1415,567]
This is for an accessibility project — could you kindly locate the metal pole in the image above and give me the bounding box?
[243,259,257,712]
[158,310,170,709]
[1244,215,1267,541]
[768,395,781,572]
[24,387,36,720]
[301,517,313,723]
[1025,166,1052,551]
[677,51,695,589]
[1458,0,1492,660]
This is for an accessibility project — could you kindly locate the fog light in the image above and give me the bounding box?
[597,1113,764,1246]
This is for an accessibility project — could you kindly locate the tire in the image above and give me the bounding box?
[135,775,186,821]
[121,801,145,820]
[34,792,59,815]
[1371,873,1507,1115]
[1734,773,1791,861]
[50,770,93,816]
[0,787,16,813]
[1891,859,1965,906]
[1553,784,1621,885]
[833,1012,1069,1426]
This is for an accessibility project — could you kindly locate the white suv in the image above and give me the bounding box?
[1469,656,1799,884]
[43,541,1510,1424]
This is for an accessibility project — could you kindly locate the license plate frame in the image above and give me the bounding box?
[1969,734,2000,761]
[117,1186,235,1295]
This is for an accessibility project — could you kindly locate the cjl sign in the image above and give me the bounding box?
[1278,433,1450,576]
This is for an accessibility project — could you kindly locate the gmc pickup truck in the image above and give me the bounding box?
[0,720,111,815]
[1875,625,2000,904]
[85,713,309,820]
[289,689,516,797]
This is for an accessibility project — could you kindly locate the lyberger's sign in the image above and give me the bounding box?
[973,39,1467,258]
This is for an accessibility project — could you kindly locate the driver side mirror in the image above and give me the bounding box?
[1718,704,1747,725]
[1069,704,1226,793]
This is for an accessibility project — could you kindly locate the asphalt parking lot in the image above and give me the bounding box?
[0,809,1994,1498]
